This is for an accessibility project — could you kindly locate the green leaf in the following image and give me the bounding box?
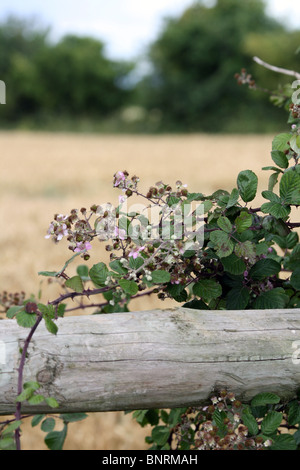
[237,170,258,202]
[31,414,45,427]
[253,288,288,309]
[288,400,300,426]
[271,150,288,169]
[261,411,283,435]
[210,230,234,258]
[251,393,281,407]
[234,211,252,233]
[132,409,160,427]
[38,303,55,318]
[44,316,58,335]
[167,284,188,302]
[294,429,300,446]
[38,271,58,277]
[24,380,40,391]
[151,270,171,284]
[119,279,139,296]
[193,279,222,303]
[242,408,259,436]
[167,195,181,207]
[290,267,300,290]
[57,303,66,318]
[65,275,84,293]
[0,437,16,450]
[226,188,239,208]
[261,202,290,219]
[280,170,300,204]
[16,387,34,402]
[221,254,246,275]
[262,215,291,236]
[16,311,37,328]
[39,252,84,278]
[76,265,90,281]
[289,134,300,154]
[272,133,292,152]
[226,287,249,310]
[44,425,68,451]
[109,259,128,275]
[273,232,299,250]
[234,241,256,264]
[118,216,130,233]
[249,259,281,280]
[2,420,22,435]
[183,299,209,310]
[291,189,300,205]
[167,408,187,427]
[262,166,283,172]
[270,434,297,450]
[6,305,24,318]
[212,408,227,434]
[129,256,144,270]
[27,394,45,405]
[39,304,58,335]
[201,200,213,213]
[287,244,300,271]
[45,397,59,408]
[186,192,204,202]
[89,262,109,286]
[255,242,269,256]
[262,190,281,203]
[60,413,88,423]
[217,216,232,233]
[268,172,280,191]
[41,417,56,433]
[151,426,170,447]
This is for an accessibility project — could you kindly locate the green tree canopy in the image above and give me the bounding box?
[138,0,298,132]
[35,35,133,116]
[0,16,134,124]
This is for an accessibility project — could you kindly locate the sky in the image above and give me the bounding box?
[0,0,299,61]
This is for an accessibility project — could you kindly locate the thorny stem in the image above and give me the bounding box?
[65,288,156,313]
[14,313,43,450]
[49,286,112,307]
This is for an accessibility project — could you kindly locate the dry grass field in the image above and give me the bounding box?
[0,130,295,450]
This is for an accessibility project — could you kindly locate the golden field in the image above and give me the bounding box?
[0,131,295,450]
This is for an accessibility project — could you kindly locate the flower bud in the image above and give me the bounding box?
[25,302,38,314]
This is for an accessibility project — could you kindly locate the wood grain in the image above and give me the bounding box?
[1,307,300,415]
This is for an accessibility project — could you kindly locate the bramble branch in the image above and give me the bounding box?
[253,56,300,80]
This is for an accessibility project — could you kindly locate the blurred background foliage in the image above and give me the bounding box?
[0,0,299,133]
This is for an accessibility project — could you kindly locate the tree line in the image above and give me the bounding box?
[0,0,299,133]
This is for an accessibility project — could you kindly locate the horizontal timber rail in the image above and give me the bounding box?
[1,307,300,415]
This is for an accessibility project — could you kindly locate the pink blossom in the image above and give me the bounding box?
[74,241,92,252]
[45,223,55,239]
[119,195,127,204]
[114,226,127,240]
[114,171,126,187]
[129,246,145,259]
[56,223,69,241]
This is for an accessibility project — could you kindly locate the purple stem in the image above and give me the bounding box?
[14,314,43,450]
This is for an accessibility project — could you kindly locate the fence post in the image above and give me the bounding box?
[1,307,300,415]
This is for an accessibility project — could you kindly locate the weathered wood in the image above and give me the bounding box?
[1,307,300,415]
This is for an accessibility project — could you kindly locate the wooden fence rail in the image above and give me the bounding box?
[1,307,300,415]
